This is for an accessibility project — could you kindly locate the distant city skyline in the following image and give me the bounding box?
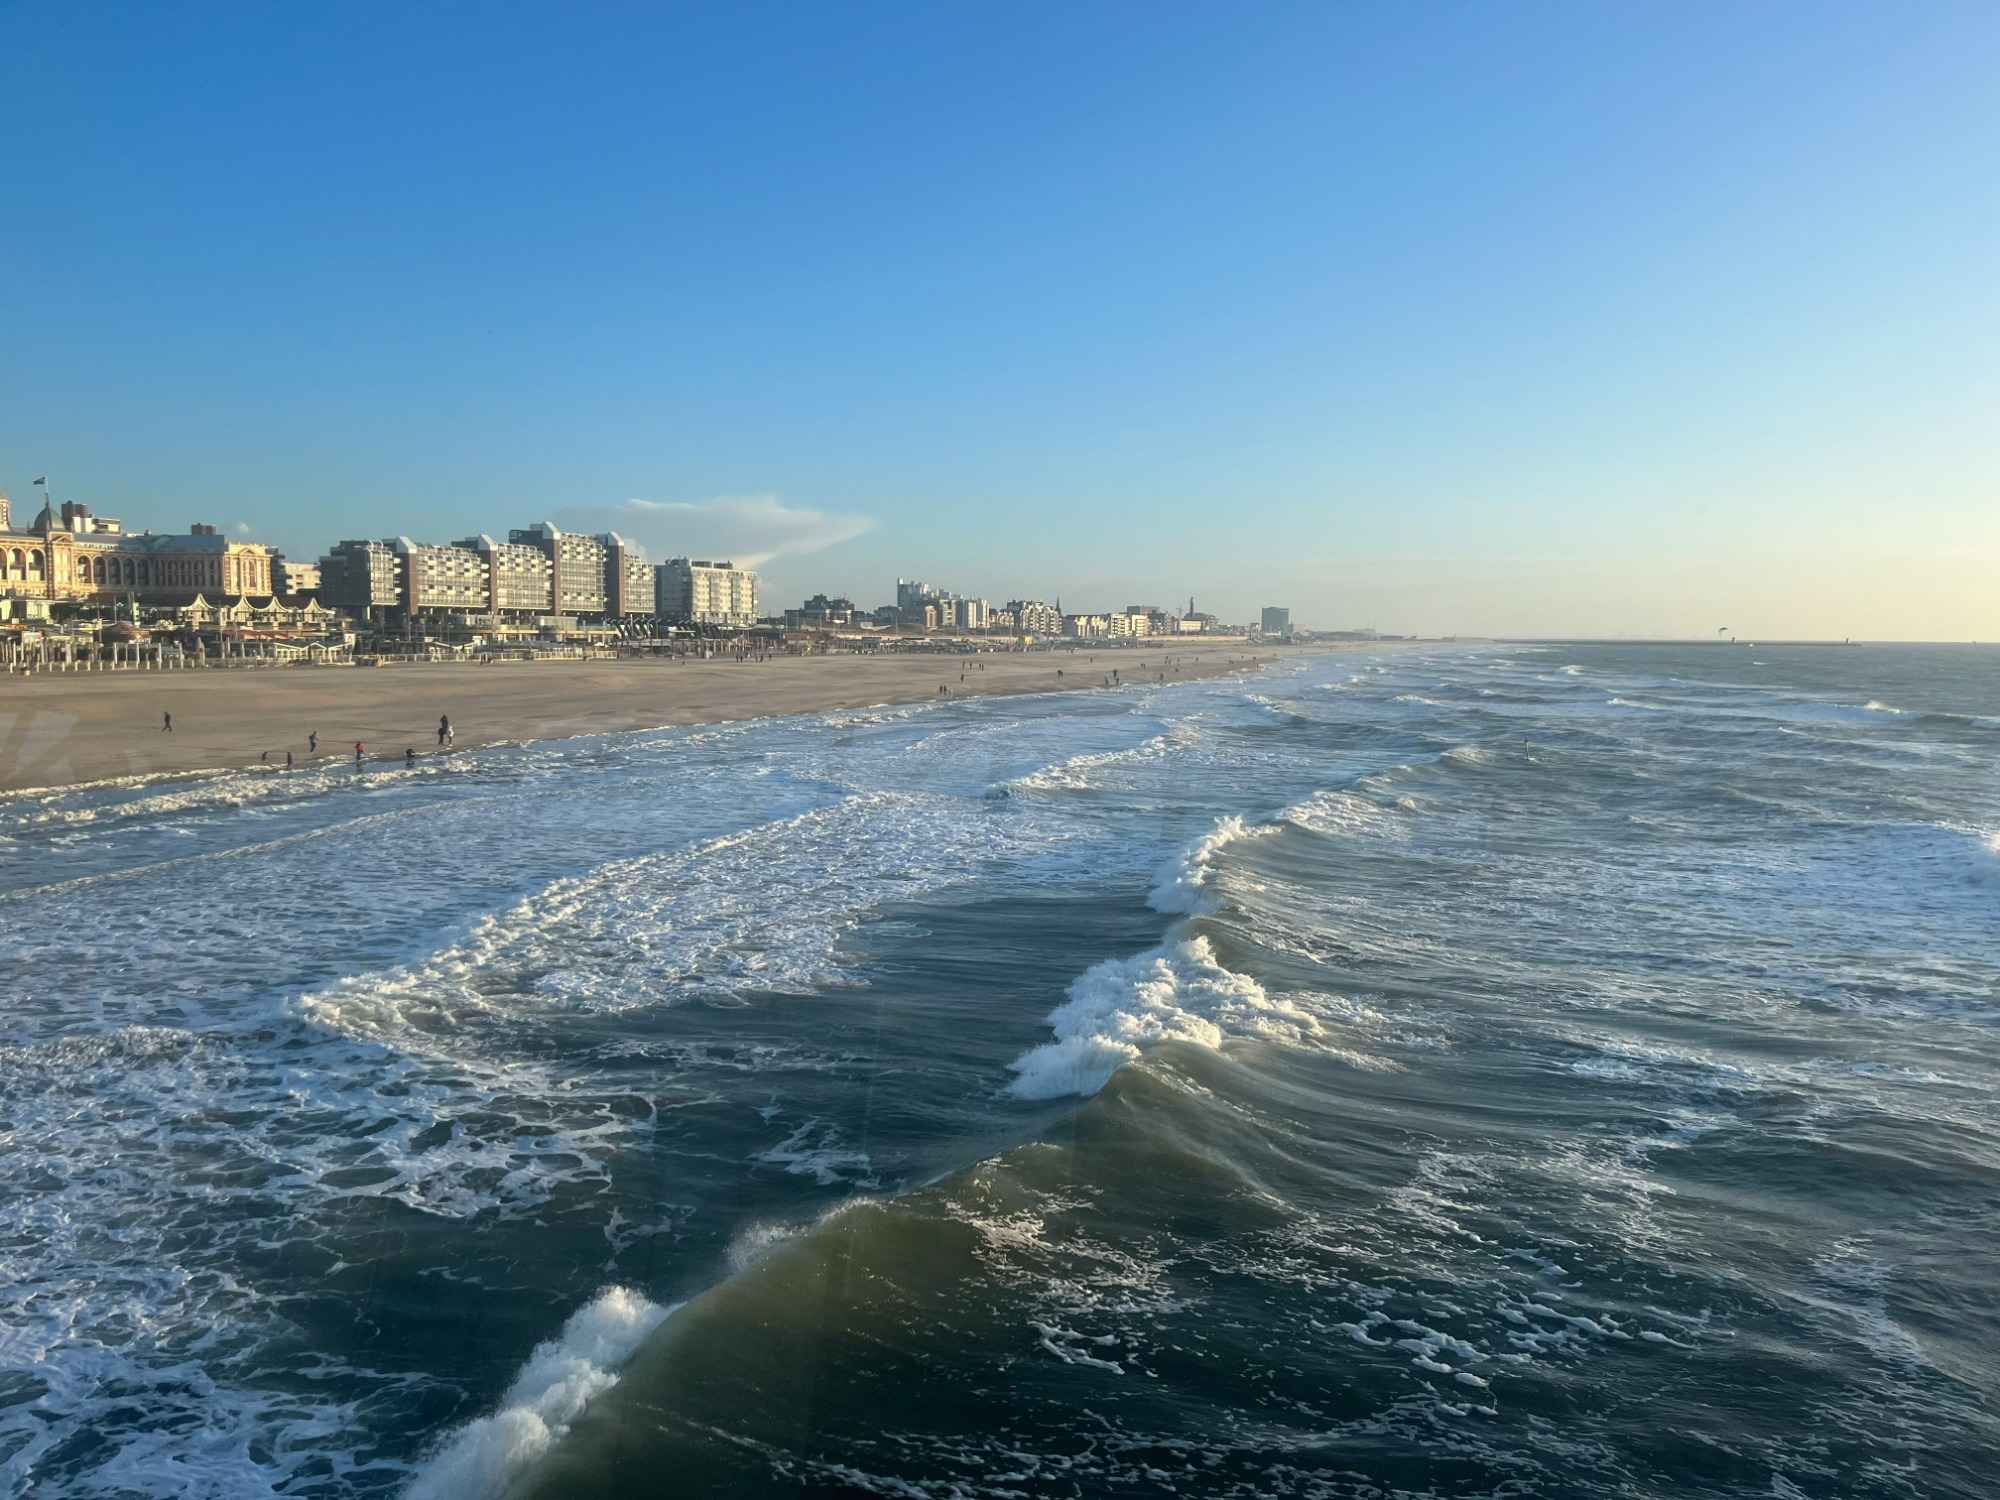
[2,3,1994,638]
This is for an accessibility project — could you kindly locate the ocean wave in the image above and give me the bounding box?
[1963,826,2000,885]
[1007,935,1325,1099]
[0,1014,647,1499]
[1008,724,1198,794]
[1863,700,1905,715]
[0,757,468,839]
[405,1287,672,1500]
[818,703,932,730]
[300,789,1063,1034]
[0,765,229,805]
[1147,814,1276,913]
[1280,788,1413,840]
[1441,745,1493,768]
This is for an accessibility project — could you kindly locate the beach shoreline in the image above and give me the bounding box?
[0,641,1384,794]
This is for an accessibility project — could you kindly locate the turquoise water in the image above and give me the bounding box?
[2,644,1995,1497]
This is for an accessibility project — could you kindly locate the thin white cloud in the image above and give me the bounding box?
[552,494,874,571]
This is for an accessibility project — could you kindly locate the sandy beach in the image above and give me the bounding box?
[0,641,1357,793]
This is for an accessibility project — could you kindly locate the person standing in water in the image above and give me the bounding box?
[406,748,417,766]
[438,714,451,747]
[354,741,364,765]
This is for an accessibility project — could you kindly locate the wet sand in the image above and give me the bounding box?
[0,642,1352,793]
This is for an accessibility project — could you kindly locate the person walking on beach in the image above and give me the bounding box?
[162,710,173,733]
[308,731,318,755]
[438,714,451,747]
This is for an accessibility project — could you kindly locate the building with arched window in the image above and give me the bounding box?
[0,493,276,605]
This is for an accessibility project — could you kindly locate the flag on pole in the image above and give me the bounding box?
[32,476,46,485]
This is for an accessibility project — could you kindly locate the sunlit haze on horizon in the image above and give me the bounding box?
[2,3,1994,638]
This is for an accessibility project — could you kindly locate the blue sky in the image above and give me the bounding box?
[2,2,1994,635]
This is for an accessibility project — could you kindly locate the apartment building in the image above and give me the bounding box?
[275,559,322,594]
[461,534,553,617]
[319,539,403,612]
[657,558,759,626]
[510,523,609,616]
[393,538,490,617]
[1008,599,1063,636]
[602,533,655,617]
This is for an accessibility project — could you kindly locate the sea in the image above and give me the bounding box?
[2,642,1996,1499]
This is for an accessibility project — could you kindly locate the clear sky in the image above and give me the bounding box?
[2,2,1994,637]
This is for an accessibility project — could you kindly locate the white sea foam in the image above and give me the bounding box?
[1862,700,1905,715]
[1441,745,1492,768]
[1010,724,1198,794]
[0,1017,643,1500]
[1146,815,1277,913]
[1281,789,1411,840]
[404,1286,672,1500]
[0,765,227,805]
[301,789,1062,1037]
[1805,1239,1928,1367]
[818,702,932,730]
[1007,936,1325,1099]
[755,1119,879,1187]
[0,759,464,839]
[725,1199,879,1276]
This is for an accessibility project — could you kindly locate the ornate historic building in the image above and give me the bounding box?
[0,494,276,605]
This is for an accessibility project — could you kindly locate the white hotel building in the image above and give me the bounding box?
[657,558,760,626]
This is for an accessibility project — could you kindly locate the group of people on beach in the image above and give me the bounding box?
[162,710,460,772]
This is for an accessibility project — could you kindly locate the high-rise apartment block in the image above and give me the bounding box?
[395,537,490,616]
[657,558,759,626]
[510,523,608,616]
[320,539,403,612]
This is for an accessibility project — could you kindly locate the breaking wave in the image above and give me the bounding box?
[1006,936,1325,1099]
[1281,788,1413,839]
[1146,815,1276,913]
[1008,724,1199,794]
[404,1287,672,1500]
